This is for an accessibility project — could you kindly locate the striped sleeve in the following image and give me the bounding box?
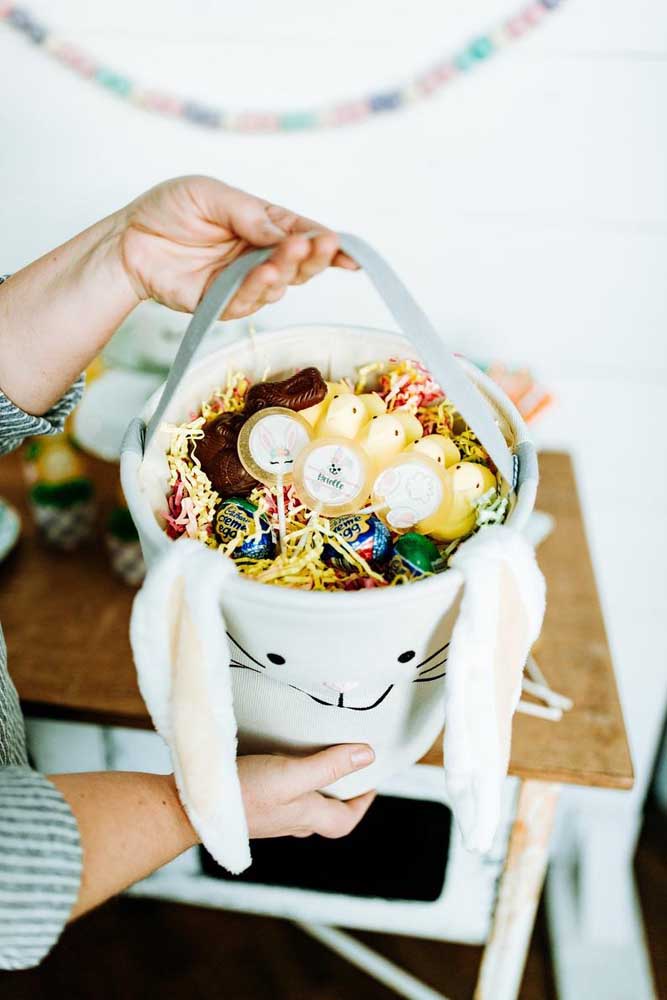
[0,274,84,455]
[0,378,85,457]
[0,767,82,970]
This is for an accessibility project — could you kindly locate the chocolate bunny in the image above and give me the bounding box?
[194,368,326,496]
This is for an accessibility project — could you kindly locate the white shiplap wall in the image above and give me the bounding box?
[0,2,665,802]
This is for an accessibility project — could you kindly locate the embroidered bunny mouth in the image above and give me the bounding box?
[228,655,394,710]
[227,634,447,711]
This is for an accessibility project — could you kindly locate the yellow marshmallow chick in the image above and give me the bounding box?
[358,413,414,469]
[410,433,461,469]
[300,380,352,427]
[433,461,497,541]
[392,411,424,446]
[358,392,387,418]
[316,392,385,440]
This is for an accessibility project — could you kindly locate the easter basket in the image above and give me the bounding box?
[121,235,544,872]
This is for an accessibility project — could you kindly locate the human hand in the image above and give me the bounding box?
[118,174,357,318]
[238,744,376,839]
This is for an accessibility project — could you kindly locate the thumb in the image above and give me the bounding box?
[282,744,375,798]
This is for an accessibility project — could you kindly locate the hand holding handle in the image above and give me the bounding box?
[144,235,515,485]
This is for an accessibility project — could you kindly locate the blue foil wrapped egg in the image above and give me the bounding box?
[213,497,275,560]
[323,513,392,570]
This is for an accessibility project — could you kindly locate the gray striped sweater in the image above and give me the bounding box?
[0,275,84,969]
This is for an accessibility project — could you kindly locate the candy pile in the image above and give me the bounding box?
[162,359,509,590]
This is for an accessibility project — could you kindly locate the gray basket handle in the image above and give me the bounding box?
[144,233,515,485]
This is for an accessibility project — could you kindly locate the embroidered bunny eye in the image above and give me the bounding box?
[267,653,285,665]
[398,650,415,663]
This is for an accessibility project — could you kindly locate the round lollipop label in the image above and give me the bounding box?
[373,455,446,530]
[292,437,372,516]
[237,407,312,486]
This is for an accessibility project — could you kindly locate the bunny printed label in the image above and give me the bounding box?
[373,460,443,529]
[238,407,312,486]
[295,441,369,512]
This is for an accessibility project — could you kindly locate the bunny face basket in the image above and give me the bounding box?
[121,236,543,871]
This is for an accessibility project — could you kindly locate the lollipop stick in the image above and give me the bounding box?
[356,502,389,516]
[293,508,318,556]
[276,474,287,552]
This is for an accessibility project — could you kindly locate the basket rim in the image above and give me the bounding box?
[126,322,537,610]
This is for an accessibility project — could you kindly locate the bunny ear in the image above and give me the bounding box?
[442,526,546,852]
[258,427,273,450]
[285,425,297,451]
[130,540,251,874]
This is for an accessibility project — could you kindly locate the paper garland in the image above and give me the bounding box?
[0,1,565,133]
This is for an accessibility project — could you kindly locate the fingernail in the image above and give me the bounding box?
[350,746,375,768]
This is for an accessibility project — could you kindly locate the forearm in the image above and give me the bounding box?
[0,211,140,415]
[49,771,198,921]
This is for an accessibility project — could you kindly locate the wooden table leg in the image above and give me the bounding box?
[474,780,560,1000]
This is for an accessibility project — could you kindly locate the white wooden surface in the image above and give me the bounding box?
[3,4,667,994]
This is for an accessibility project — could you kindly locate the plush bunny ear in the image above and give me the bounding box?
[443,526,546,853]
[130,539,251,874]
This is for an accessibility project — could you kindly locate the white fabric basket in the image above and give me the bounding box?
[120,236,541,870]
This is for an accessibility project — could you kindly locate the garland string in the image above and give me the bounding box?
[0,1,565,132]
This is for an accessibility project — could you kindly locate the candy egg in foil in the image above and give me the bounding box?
[213,497,275,560]
[322,513,392,570]
[387,532,445,581]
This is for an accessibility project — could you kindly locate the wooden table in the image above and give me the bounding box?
[0,450,633,1000]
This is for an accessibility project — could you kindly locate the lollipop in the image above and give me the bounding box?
[292,437,372,518]
[372,452,453,539]
[237,406,313,546]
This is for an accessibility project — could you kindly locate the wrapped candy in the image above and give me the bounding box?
[322,513,391,570]
[387,532,446,581]
[213,497,276,559]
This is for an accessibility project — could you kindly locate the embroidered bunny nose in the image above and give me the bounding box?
[323,680,360,694]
